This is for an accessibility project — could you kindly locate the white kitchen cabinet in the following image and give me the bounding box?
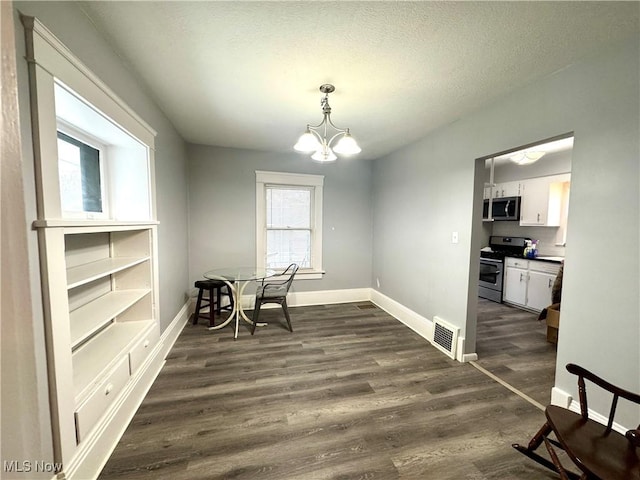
[503,258,561,312]
[520,174,570,226]
[527,270,557,311]
[484,181,521,199]
[504,264,528,306]
[503,258,529,306]
[494,180,521,198]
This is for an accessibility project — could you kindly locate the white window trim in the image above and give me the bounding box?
[256,171,324,280]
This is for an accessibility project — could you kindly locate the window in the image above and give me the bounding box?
[266,186,312,268]
[53,81,152,221]
[57,130,105,216]
[256,171,324,279]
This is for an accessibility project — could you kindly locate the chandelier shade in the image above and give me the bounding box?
[294,84,360,162]
[333,131,361,155]
[293,128,321,153]
[311,146,337,162]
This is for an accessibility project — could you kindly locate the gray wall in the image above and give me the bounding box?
[372,37,639,427]
[187,145,373,293]
[9,1,190,469]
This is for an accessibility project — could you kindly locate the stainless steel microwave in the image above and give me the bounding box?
[483,196,521,221]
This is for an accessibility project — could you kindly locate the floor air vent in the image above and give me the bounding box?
[430,316,459,359]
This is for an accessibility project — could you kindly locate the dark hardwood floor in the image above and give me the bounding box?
[100,302,562,480]
[475,298,557,407]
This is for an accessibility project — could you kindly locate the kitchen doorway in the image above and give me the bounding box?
[471,133,573,406]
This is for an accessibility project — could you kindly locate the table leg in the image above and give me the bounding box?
[206,280,235,332]
[234,280,250,338]
[208,279,267,339]
[234,280,268,337]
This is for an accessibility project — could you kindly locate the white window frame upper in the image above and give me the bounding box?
[256,171,324,280]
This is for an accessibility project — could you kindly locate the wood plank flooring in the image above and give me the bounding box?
[475,298,557,407]
[99,302,562,480]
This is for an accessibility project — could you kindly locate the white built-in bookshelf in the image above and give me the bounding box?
[22,15,164,480]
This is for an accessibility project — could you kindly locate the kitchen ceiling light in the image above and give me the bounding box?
[510,151,546,165]
[294,84,361,163]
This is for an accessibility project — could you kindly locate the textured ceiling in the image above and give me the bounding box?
[77,1,639,160]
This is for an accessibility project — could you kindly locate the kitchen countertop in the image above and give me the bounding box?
[534,256,564,263]
[505,254,564,263]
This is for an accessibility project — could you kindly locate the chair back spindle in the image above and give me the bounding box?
[577,375,588,420]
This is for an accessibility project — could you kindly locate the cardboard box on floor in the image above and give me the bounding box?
[546,303,560,344]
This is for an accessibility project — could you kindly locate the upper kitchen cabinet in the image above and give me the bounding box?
[483,180,521,200]
[520,174,571,226]
[494,180,521,198]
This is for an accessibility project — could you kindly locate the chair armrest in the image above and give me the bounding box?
[567,364,640,405]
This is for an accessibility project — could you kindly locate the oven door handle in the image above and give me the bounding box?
[480,258,503,264]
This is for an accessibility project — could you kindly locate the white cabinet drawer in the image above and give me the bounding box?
[528,260,560,275]
[75,355,130,443]
[505,257,529,269]
[129,325,159,374]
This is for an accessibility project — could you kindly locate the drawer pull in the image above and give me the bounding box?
[105,383,113,396]
[144,340,150,348]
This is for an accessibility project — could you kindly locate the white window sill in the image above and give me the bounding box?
[294,270,325,280]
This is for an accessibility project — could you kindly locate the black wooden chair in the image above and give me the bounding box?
[251,263,299,335]
[513,363,640,480]
[192,279,234,328]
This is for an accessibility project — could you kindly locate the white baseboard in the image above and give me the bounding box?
[456,337,479,362]
[288,288,371,307]
[551,386,572,408]
[159,300,190,359]
[370,290,475,363]
[370,289,433,343]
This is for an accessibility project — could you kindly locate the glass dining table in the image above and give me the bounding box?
[203,267,276,339]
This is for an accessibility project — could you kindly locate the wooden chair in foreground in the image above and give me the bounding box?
[513,363,640,480]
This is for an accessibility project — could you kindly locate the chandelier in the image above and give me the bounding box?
[294,84,361,162]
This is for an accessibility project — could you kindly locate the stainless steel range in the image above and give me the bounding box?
[479,236,529,303]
